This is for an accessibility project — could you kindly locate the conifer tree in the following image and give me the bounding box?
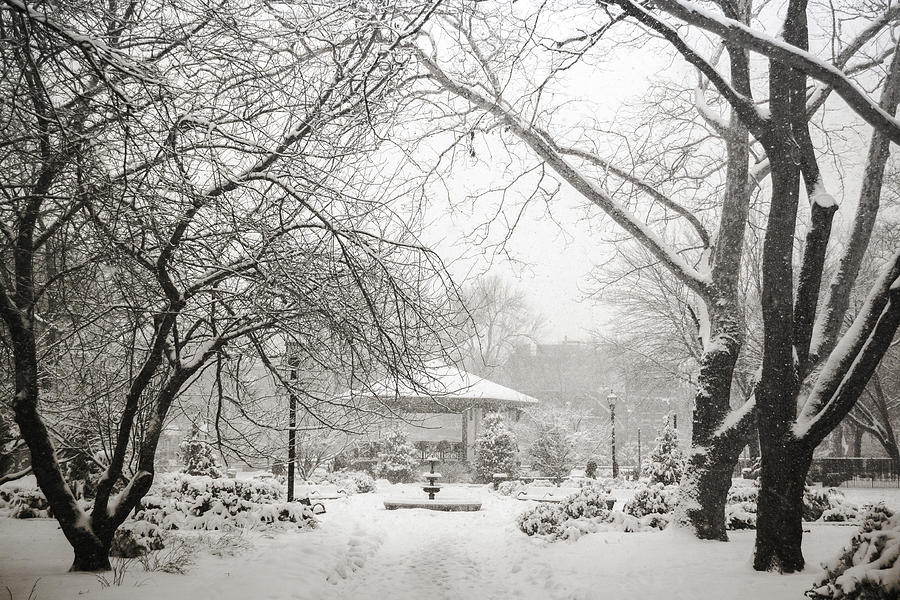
[376,428,419,483]
[179,425,223,478]
[641,418,684,486]
[474,413,519,483]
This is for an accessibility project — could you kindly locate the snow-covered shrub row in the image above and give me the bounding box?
[807,504,899,600]
[134,473,315,531]
[623,483,676,518]
[322,471,376,494]
[720,482,857,530]
[0,486,51,518]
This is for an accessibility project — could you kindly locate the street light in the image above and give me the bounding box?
[285,341,299,502]
[607,391,618,479]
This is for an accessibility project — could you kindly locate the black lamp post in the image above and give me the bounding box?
[608,391,618,479]
[285,342,298,502]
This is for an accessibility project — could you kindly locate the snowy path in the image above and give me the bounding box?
[314,492,543,600]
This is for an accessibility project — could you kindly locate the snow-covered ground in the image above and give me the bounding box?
[2,483,898,600]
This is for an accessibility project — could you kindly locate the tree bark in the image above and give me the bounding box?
[70,535,112,572]
[676,428,748,540]
[753,441,812,572]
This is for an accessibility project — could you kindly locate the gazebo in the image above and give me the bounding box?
[355,364,539,461]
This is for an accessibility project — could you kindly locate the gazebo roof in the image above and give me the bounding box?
[350,364,539,413]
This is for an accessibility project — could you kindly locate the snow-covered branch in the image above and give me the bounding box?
[414,47,714,300]
[647,0,900,144]
[795,250,900,443]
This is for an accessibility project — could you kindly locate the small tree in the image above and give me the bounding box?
[473,413,519,483]
[179,426,223,478]
[376,428,419,483]
[529,419,576,483]
[642,418,684,486]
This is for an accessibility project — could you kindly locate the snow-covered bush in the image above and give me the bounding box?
[3,487,51,518]
[727,481,759,504]
[134,473,315,531]
[517,485,619,540]
[111,521,165,558]
[725,503,757,530]
[517,503,567,536]
[623,483,676,518]
[179,426,223,478]
[559,484,613,520]
[805,487,848,522]
[496,480,527,496]
[807,504,899,600]
[473,413,519,483]
[321,471,376,494]
[719,482,853,530]
[821,504,860,523]
[375,428,419,484]
[585,460,598,479]
[641,418,683,486]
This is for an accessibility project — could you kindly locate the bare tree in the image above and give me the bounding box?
[0,0,450,571]
[454,274,544,378]
[606,0,900,571]
[405,0,900,568]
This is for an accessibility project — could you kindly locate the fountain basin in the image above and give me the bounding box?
[383,497,482,512]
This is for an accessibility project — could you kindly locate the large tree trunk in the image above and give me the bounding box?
[675,338,752,539]
[70,534,112,572]
[676,431,747,540]
[753,441,812,572]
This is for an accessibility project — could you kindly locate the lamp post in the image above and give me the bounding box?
[637,427,641,471]
[608,391,618,479]
[285,342,298,502]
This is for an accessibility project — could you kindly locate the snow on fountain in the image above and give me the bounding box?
[383,457,482,512]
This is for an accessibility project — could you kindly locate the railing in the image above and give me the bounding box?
[736,456,899,488]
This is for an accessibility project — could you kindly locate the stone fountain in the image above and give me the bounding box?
[422,456,441,499]
[383,456,482,512]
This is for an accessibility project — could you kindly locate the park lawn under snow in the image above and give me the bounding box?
[2,482,899,600]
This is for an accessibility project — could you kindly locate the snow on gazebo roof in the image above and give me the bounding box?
[349,364,539,413]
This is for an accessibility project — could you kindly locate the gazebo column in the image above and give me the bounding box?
[463,407,480,462]
[461,410,468,462]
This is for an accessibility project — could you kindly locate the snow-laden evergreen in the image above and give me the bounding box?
[375,429,419,484]
[473,412,519,483]
[808,503,899,599]
[179,425,224,478]
[641,417,684,486]
[528,419,575,483]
